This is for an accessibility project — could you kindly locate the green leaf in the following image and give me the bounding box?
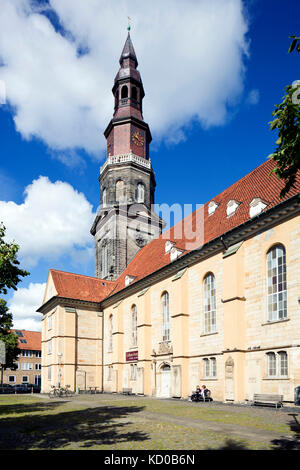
[288,38,297,53]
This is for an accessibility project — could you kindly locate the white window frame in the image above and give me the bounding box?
[130,363,137,381]
[267,245,287,322]
[131,305,137,348]
[266,351,288,378]
[162,292,170,342]
[108,315,113,352]
[203,357,217,378]
[204,273,216,334]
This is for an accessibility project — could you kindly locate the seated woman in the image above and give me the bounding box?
[191,385,201,401]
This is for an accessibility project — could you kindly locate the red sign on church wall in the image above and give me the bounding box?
[126,351,138,362]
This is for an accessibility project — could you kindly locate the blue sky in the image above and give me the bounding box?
[0,0,299,329]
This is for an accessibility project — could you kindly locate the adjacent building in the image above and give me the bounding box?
[38,32,300,404]
[3,330,42,387]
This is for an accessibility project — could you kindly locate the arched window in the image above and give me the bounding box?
[203,357,217,378]
[102,188,107,207]
[204,273,216,334]
[278,351,288,377]
[267,245,287,321]
[132,86,137,100]
[162,292,170,341]
[266,351,288,377]
[116,179,125,203]
[267,352,276,376]
[109,315,113,352]
[101,241,108,278]
[137,183,145,203]
[131,305,137,347]
[121,85,128,99]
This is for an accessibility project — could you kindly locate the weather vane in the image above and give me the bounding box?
[127,16,131,31]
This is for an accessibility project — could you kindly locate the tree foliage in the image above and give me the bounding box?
[268,36,300,198]
[0,223,29,368]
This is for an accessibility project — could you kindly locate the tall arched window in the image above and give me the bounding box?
[102,188,107,207]
[267,245,287,321]
[101,241,108,278]
[116,179,125,203]
[108,315,113,352]
[131,86,137,100]
[137,183,145,203]
[121,85,128,99]
[162,292,170,341]
[267,352,276,376]
[204,273,216,334]
[131,305,137,347]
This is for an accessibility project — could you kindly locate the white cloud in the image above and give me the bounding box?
[0,0,249,158]
[8,282,45,331]
[0,176,95,267]
[246,89,260,105]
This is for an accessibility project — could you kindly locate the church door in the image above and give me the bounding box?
[160,364,171,398]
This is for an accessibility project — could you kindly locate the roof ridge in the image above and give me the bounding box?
[50,269,115,283]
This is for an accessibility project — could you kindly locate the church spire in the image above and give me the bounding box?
[119,31,138,67]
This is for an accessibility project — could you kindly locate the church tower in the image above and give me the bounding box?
[91,31,164,280]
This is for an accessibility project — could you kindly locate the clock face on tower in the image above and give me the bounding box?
[132,131,144,147]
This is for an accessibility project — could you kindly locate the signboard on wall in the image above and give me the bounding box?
[126,351,138,362]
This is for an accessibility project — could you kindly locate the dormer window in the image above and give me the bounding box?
[165,241,174,254]
[208,201,219,215]
[249,198,267,218]
[125,275,135,287]
[226,200,239,217]
[170,247,183,262]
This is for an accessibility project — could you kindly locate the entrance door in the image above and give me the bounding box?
[160,364,171,398]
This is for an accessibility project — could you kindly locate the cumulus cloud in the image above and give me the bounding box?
[0,0,249,158]
[0,176,95,267]
[8,282,45,331]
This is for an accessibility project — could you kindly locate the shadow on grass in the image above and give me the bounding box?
[271,413,300,450]
[0,401,148,450]
[0,400,63,416]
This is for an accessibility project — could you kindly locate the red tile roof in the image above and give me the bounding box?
[45,159,300,303]
[109,159,300,295]
[12,330,41,351]
[49,269,115,303]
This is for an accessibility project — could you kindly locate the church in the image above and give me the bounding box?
[38,32,300,404]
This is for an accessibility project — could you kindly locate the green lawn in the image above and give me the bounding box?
[0,394,299,450]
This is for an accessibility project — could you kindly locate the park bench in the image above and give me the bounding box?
[252,393,283,409]
[122,388,133,395]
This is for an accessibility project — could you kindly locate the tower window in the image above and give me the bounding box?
[102,188,107,207]
[121,85,128,99]
[132,86,137,100]
[116,180,125,203]
[137,183,145,203]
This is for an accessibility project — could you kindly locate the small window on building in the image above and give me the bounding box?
[8,376,15,383]
[48,366,52,381]
[131,86,137,100]
[22,376,29,383]
[203,357,217,378]
[131,305,137,347]
[108,366,113,381]
[170,247,183,262]
[121,85,128,99]
[266,351,288,378]
[226,200,239,217]
[125,275,135,287]
[137,183,145,203]
[102,188,107,207]
[165,241,174,253]
[249,198,267,218]
[208,201,219,215]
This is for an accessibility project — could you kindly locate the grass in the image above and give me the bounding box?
[0,394,299,450]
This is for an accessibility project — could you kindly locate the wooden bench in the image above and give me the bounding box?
[252,393,283,409]
[122,388,132,395]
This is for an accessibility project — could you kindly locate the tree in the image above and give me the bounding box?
[268,36,300,198]
[0,223,29,370]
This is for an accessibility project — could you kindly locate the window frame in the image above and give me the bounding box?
[266,244,287,322]
[162,291,170,342]
[203,273,216,334]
